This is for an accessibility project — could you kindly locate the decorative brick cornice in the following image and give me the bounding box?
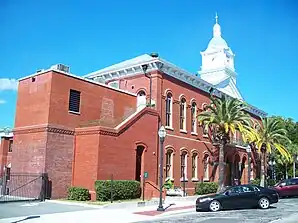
[13,124,75,135]
[47,127,74,135]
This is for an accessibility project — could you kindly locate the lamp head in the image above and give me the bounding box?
[158,126,167,139]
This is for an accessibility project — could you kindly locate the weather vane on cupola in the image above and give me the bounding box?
[213,12,221,37]
[215,12,218,24]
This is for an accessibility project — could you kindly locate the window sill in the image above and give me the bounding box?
[165,126,174,131]
[180,177,188,182]
[69,111,80,115]
[203,178,210,182]
[180,130,187,134]
[191,178,199,182]
[191,132,198,136]
[202,134,208,138]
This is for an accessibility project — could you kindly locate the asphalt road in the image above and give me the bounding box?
[139,198,298,223]
[0,201,97,219]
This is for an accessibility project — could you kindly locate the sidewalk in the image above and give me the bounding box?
[0,197,198,223]
[271,213,298,223]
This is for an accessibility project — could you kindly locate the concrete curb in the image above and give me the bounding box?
[45,200,104,208]
[45,195,200,210]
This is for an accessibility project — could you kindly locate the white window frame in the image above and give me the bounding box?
[165,93,173,129]
[180,98,187,131]
[191,102,197,134]
[165,150,174,180]
[180,151,188,182]
[191,153,199,181]
[203,155,210,181]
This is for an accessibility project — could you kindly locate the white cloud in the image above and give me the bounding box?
[0,100,6,104]
[0,78,18,91]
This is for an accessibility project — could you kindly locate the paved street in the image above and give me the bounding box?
[137,198,298,223]
[0,201,98,219]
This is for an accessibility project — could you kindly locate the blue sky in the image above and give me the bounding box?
[0,0,297,128]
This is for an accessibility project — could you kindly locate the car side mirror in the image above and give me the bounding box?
[280,183,286,187]
[225,191,230,196]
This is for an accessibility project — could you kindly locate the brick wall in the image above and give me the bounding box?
[45,131,74,198]
[73,108,160,193]
[12,70,139,198]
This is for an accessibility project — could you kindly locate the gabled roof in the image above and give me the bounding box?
[84,54,267,118]
[214,76,243,100]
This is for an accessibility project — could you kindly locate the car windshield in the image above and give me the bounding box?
[218,186,231,194]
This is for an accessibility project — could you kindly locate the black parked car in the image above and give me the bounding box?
[196,184,279,212]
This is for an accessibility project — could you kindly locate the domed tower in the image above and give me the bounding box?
[199,14,242,100]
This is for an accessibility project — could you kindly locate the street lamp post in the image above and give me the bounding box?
[246,145,251,184]
[157,126,166,212]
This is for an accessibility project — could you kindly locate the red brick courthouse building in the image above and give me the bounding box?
[1,18,267,199]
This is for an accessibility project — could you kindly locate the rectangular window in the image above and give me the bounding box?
[165,152,172,178]
[191,103,197,133]
[180,153,187,178]
[192,154,197,179]
[69,89,81,113]
[165,94,172,127]
[8,140,13,152]
[180,99,186,130]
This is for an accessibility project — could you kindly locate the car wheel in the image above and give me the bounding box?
[258,197,270,209]
[209,200,221,212]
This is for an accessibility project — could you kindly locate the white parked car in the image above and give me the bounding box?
[166,187,185,197]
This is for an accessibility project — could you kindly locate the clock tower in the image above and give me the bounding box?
[199,14,243,100]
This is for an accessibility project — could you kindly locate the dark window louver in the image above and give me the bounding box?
[69,89,81,113]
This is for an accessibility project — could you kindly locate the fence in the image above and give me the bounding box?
[0,172,51,203]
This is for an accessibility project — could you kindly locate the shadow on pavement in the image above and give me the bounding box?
[164,203,175,211]
[11,216,40,223]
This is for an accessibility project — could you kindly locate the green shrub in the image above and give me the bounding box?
[195,182,218,195]
[163,179,174,190]
[95,180,141,201]
[67,186,90,201]
[251,178,261,186]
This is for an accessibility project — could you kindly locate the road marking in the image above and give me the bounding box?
[21,203,39,207]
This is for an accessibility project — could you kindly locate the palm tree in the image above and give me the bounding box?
[254,117,291,187]
[275,144,298,179]
[198,95,255,192]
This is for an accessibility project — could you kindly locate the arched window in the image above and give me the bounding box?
[137,90,146,97]
[165,150,174,179]
[180,151,188,181]
[165,93,173,127]
[180,98,186,130]
[137,90,147,109]
[191,102,197,133]
[203,155,210,181]
[191,152,198,180]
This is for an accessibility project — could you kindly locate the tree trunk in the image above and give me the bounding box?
[286,163,288,179]
[217,142,225,192]
[260,151,266,187]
